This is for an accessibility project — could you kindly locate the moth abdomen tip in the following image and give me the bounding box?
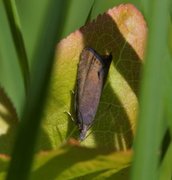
[79,124,88,141]
[79,133,86,141]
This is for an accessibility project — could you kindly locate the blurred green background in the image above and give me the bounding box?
[0,0,172,180]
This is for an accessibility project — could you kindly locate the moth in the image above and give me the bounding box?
[76,47,112,140]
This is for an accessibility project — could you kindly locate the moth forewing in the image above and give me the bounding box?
[76,48,112,140]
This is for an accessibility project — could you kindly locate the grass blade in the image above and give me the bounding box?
[131,0,170,180]
[6,1,68,180]
[3,0,30,92]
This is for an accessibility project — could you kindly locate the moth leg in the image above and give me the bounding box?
[70,89,75,95]
[64,111,75,122]
[64,90,76,122]
[69,89,77,113]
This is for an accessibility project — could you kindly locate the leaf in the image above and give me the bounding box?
[89,167,130,180]
[0,155,9,180]
[0,143,132,179]
[39,4,147,151]
[31,144,132,180]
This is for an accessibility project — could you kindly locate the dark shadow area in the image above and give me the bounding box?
[160,128,171,163]
[92,82,133,152]
[80,12,142,97]
[33,128,53,152]
[0,87,52,155]
[111,40,142,97]
[108,166,130,180]
[78,169,112,180]
[66,11,142,150]
[0,158,9,173]
[0,87,18,155]
[77,166,130,179]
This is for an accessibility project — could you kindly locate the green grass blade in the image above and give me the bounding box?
[165,50,172,138]
[60,0,94,38]
[131,0,170,180]
[0,1,25,116]
[6,1,68,180]
[91,0,143,20]
[3,0,30,92]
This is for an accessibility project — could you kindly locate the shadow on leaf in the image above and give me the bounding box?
[67,8,143,151]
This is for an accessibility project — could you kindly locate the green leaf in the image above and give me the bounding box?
[0,144,132,179]
[92,167,130,180]
[0,155,9,180]
[39,4,147,151]
[31,145,132,180]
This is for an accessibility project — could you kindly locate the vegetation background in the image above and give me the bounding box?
[0,0,171,180]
